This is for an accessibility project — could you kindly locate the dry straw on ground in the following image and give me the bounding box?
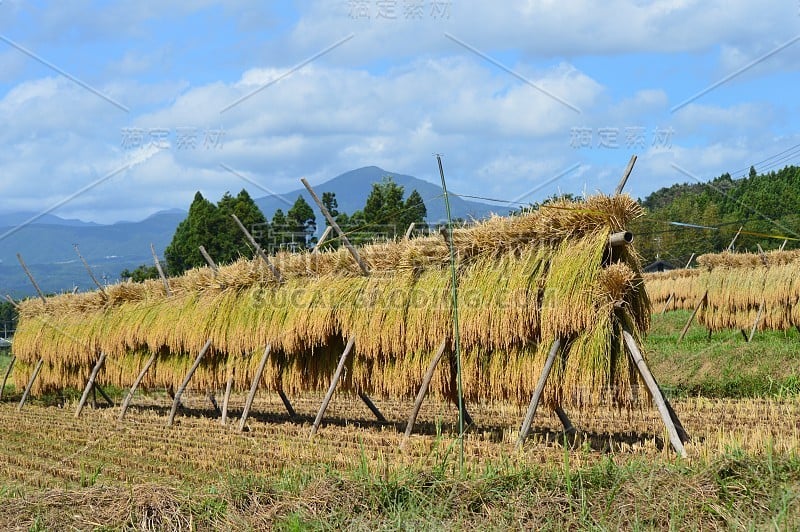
[13,194,650,408]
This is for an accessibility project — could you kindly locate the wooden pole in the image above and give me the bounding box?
[118,351,157,420]
[17,358,43,411]
[622,329,687,457]
[150,243,172,296]
[277,389,297,418]
[554,405,577,435]
[780,239,788,252]
[167,339,212,426]
[660,293,675,315]
[16,253,46,303]
[358,391,387,423]
[684,253,696,268]
[198,246,218,273]
[402,339,448,447]
[310,336,356,438]
[404,222,416,239]
[231,214,283,284]
[678,291,707,343]
[748,300,765,343]
[238,344,271,432]
[0,355,15,400]
[312,226,333,253]
[614,154,637,195]
[74,244,105,292]
[727,226,743,251]
[94,383,114,407]
[301,178,370,276]
[516,339,562,449]
[220,369,234,425]
[75,353,107,417]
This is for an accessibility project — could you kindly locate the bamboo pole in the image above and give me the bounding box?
[277,390,297,418]
[748,300,765,343]
[358,392,387,423]
[614,154,637,195]
[74,244,105,292]
[231,214,284,284]
[660,293,674,315]
[301,178,370,276]
[238,344,271,432]
[402,339,449,447]
[312,226,333,253]
[404,222,416,239]
[0,355,15,400]
[220,370,234,425]
[727,226,743,251]
[622,329,687,457]
[17,358,43,411]
[167,339,212,426]
[678,291,707,343]
[516,339,562,449]
[780,239,788,252]
[198,246,218,273]
[16,253,46,303]
[150,243,172,296]
[75,353,107,417]
[118,351,157,420]
[310,336,356,438]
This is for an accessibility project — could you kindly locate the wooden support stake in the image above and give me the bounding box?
[678,291,707,343]
[302,178,370,276]
[614,154,638,195]
[727,226,743,251]
[0,355,15,401]
[238,344,271,432]
[75,353,107,417]
[95,383,114,407]
[150,243,172,296]
[554,405,577,435]
[660,293,674,315]
[199,246,218,273]
[748,300,765,343]
[404,222,416,240]
[278,389,297,418]
[402,340,448,447]
[231,214,283,284]
[16,253,46,303]
[780,239,788,252]
[358,391,387,423]
[119,352,157,420]
[516,339,562,449]
[740,329,749,342]
[684,253,696,269]
[74,244,105,292]
[18,358,43,411]
[622,329,687,456]
[310,336,356,438]
[167,339,212,426]
[221,370,234,425]
[312,226,333,254]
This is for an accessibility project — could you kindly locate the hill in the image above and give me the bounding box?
[634,165,800,265]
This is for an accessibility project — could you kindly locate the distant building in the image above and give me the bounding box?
[0,337,10,349]
[643,258,676,273]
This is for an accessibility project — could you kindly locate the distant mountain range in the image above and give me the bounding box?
[1,167,502,298]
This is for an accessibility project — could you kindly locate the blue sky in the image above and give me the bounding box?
[1,0,799,223]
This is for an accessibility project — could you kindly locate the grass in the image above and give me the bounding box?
[1,446,798,529]
[645,310,800,398]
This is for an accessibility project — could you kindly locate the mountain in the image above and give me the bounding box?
[0,212,100,228]
[0,210,185,297]
[254,166,502,230]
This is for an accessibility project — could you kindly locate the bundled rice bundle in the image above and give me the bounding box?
[12,194,651,409]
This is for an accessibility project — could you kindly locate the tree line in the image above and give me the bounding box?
[122,176,427,280]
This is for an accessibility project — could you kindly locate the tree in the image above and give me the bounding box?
[0,300,18,337]
[287,195,317,249]
[120,264,160,283]
[749,166,757,180]
[321,192,339,222]
[360,176,426,237]
[165,189,269,276]
[402,189,427,229]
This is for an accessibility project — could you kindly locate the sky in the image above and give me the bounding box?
[1,0,799,224]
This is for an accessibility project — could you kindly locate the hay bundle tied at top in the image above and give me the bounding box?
[13,194,651,409]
